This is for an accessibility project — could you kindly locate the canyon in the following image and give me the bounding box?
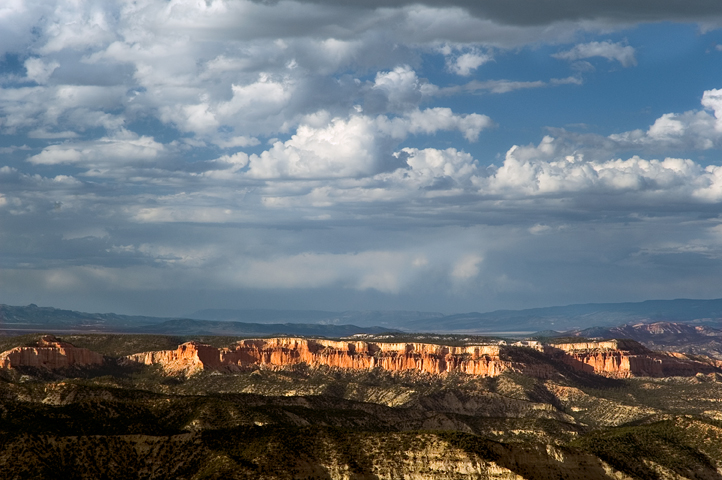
[125,337,722,379]
[1,335,719,380]
[2,332,722,479]
[126,338,542,377]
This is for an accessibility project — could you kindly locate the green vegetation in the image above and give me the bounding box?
[571,419,721,479]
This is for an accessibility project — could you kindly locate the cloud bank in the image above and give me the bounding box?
[1,0,722,315]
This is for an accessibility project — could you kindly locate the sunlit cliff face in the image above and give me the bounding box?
[0,335,103,369]
[125,338,722,378]
[1,335,718,379]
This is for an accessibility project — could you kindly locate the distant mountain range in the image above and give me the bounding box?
[189,308,444,328]
[191,298,722,333]
[1,297,721,337]
[137,319,397,337]
[0,304,396,337]
[540,322,722,359]
[399,298,722,333]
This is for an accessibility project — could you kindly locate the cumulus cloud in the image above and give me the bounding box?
[246,136,722,229]
[0,0,643,150]
[0,0,655,148]
[586,88,722,152]
[451,52,492,75]
[401,147,479,183]
[507,87,722,164]
[246,108,492,178]
[4,0,722,315]
[553,41,637,67]
[439,46,493,76]
[367,65,437,113]
[24,57,59,84]
[482,144,710,197]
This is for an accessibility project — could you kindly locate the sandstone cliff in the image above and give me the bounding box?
[126,337,721,379]
[127,338,556,377]
[0,335,104,370]
[547,339,721,378]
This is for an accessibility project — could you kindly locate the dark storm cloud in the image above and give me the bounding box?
[270,0,722,26]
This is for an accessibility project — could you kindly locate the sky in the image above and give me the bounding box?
[3,1,722,317]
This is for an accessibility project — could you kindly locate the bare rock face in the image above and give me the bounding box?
[126,341,223,376]
[221,338,544,377]
[127,337,722,379]
[0,335,104,370]
[547,340,721,378]
[127,338,555,377]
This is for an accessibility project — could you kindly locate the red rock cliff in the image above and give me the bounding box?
[127,337,722,379]
[127,338,555,377]
[547,340,720,378]
[126,341,223,375]
[0,335,104,370]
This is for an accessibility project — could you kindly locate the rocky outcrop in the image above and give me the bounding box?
[126,341,224,375]
[547,339,721,378]
[127,337,722,379]
[127,338,556,378]
[0,335,104,370]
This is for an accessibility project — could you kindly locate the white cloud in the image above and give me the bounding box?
[0,84,126,136]
[702,88,722,125]
[0,0,612,148]
[475,140,721,201]
[4,0,722,315]
[27,129,79,139]
[553,41,637,67]
[246,108,492,179]
[226,251,415,293]
[37,1,115,54]
[401,147,478,183]
[377,108,493,141]
[453,52,491,76]
[24,57,59,84]
[607,88,722,150]
[214,136,260,148]
[370,65,436,112]
[199,152,250,179]
[451,254,483,280]
[247,115,380,179]
[446,49,493,76]
[28,129,165,167]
